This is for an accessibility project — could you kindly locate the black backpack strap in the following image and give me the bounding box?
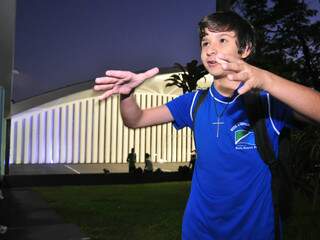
[242,91,278,166]
[192,89,208,126]
[242,91,281,240]
[277,127,293,220]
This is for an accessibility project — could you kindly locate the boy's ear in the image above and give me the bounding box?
[240,46,252,59]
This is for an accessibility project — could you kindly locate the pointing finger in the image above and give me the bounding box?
[94,83,114,91]
[95,76,121,84]
[139,67,159,80]
[105,70,133,79]
[237,82,253,95]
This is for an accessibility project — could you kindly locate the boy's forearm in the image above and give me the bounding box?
[262,71,320,123]
[120,93,143,128]
[120,93,174,129]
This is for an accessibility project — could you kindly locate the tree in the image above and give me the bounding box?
[271,0,320,89]
[233,0,320,90]
[216,0,238,11]
[165,60,207,93]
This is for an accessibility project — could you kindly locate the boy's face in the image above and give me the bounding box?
[200,28,249,79]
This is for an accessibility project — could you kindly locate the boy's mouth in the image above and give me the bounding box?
[207,60,218,67]
[206,56,229,68]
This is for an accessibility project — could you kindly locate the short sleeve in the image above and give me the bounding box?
[166,91,197,130]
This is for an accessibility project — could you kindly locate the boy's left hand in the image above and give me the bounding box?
[216,53,268,95]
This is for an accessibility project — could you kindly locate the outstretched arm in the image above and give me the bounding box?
[94,67,160,100]
[217,54,320,123]
[94,67,173,128]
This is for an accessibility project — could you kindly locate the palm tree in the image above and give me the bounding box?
[165,60,207,93]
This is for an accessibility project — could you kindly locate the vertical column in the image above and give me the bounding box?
[151,99,157,163]
[155,95,162,163]
[110,95,118,163]
[92,98,100,163]
[176,128,182,162]
[21,118,27,164]
[73,102,81,164]
[86,99,94,163]
[105,98,112,163]
[134,94,141,162]
[117,98,124,163]
[23,116,33,164]
[98,100,106,163]
[67,104,74,163]
[161,96,167,163]
[166,122,172,163]
[181,128,187,163]
[60,106,67,164]
[122,124,129,164]
[172,126,177,162]
[53,108,61,163]
[145,94,152,159]
[31,114,39,164]
[15,120,23,164]
[186,128,192,162]
[166,96,173,163]
[39,112,47,164]
[9,121,17,164]
[45,110,53,163]
[140,93,146,163]
[79,100,87,164]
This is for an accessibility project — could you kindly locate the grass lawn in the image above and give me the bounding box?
[34,182,190,240]
[34,181,320,240]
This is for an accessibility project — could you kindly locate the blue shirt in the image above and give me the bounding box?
[166,84,292,240]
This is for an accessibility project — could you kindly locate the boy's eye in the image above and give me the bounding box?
[201,41,209,47]
[220,38,228,43]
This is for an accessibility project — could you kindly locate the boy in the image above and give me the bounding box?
[94,11,320,239]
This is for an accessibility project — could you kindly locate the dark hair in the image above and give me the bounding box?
[198,11,256,57]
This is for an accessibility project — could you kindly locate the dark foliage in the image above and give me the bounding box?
[233,0,320,90]
[165,60,207,93]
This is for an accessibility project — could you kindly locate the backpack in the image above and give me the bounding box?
[192,89,293,240]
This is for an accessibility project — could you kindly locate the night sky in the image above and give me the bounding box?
[13,0,216,102]
[12,0,320,103]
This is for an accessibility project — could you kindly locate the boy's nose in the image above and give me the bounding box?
[207,48,217,56]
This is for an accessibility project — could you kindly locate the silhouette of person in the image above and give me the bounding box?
[189,150,196,172]
[127,148,136,173]
[144,153,153,173]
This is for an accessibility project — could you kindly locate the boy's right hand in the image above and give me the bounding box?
[94,67,159,100]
